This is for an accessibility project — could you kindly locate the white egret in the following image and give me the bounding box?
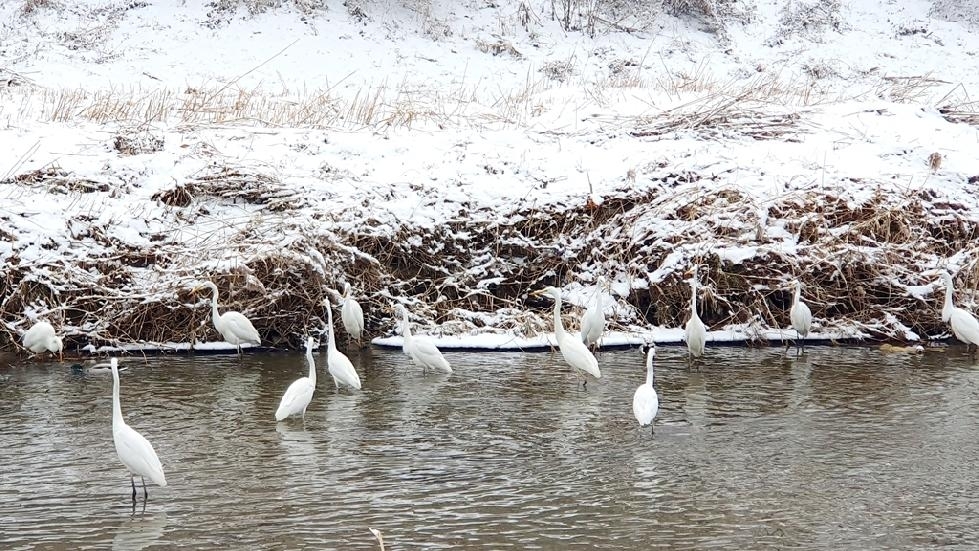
[340,283,365,348]
[275,337,317,421]
[197,281,260,355]
[580,276,606,351]
[684,267,707,359]
[935,270,979,353]
[632,345,660,434]
[22,321,63,360]
[369,528,385,551]
[790,280,813,353]
[398,305,452,374]
[533,286,601,386]
[110,358,167,502]
[325,298,362,390]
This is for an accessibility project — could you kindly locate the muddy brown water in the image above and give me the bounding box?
[2,345,979,549]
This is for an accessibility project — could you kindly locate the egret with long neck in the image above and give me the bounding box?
[197,281,261,355]
[325,297,362,390]
[632,345,659,433]
[936,270,979,354]
[533,286,601,387]
[111,358,167,503]
[684,267,707,359]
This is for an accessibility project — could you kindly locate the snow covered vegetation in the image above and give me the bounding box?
[2,0,979,351]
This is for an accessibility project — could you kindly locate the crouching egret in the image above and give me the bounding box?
[276,337,317,421]
[790,280,812,354]
[325,298,362,390]
[934,270,979,353]
[633,345,659,434]
[398,305,452,374]
[110,358,166,502]
[581,276,606,351]
[532,286,601,386]
[340,283,365,348]
[22,321,63,361]
[196,281,260,355]
[684,267,707,359]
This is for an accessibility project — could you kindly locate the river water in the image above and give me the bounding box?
[1,344,978,549]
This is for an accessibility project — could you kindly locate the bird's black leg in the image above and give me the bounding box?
[651,425,655,436]
[142,476,148,500]
[131,476,137,503]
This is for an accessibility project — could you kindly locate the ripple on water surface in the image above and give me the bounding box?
[3,346,979,549]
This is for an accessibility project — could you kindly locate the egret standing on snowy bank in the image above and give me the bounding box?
[934,270,979,354]
[533,286,602,387]
[275,337,317,421]
[110,358,167,503]
[325,297,362,390]
[633,345,659,434]
[790,280,812,354]
[581,276,606,351]
[398,305,452,374]
[22,320,63,361]
[684,267,707,360]
[340,283,365,348]
[196,281,261,355]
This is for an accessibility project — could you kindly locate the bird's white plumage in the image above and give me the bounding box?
[790,280,813,342]
[633,346,659,428]
[341,283,365,345]
[111,358,167,489]
[535,286,601,380]
[937,271,979,348]
[325,297,362,389]
[22,321,63,357]
[199,281,260,351]
[684,268,707,358]
[275,337,317,421]
[580,277,606,349]
[399,306,452,374]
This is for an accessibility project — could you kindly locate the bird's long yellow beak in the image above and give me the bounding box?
[530,289,545,297]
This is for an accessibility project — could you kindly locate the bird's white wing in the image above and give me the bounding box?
[411,337,452,373]
[950,308,979,345]
[276,377,315,420]
[342,299,365,337]
[114,424,167,486]
[221,312,261,345]
[685,317,707,356]
[328,351,362,389]
[559,336,601,378]
[632,384,659,425]
[22,322,54,352]
[581,304,604,346]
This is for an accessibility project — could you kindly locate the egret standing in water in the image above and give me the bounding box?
[533,286,602,386]
[581,276,606,351]
[340,283,365,348]
[110,358,167,503]
[684,267,707,360]
[790,280,812,354]
[22,321,63,361]
[934,270,979,354]
[275,337,317,421]
[196,281,261,355]
[633,345,660,434]
[398,305,452,374]
[325,297,362,390]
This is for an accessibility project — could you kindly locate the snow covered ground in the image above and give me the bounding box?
[2,0,979,352]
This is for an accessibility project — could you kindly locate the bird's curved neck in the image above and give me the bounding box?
[793,284,801,306]
[551,294,566,338]
[943,281,955,321]
[690,280,698,314]
[326,304,337,351]
[111,368,124,428]
[646,354,655,387]
[401,313,412,341]
[209,286,221,326]
[306,349,316,383]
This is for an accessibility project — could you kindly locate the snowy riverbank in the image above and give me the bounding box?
[2,0,979,352]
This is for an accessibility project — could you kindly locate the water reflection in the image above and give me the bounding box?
[3,345,979,549]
